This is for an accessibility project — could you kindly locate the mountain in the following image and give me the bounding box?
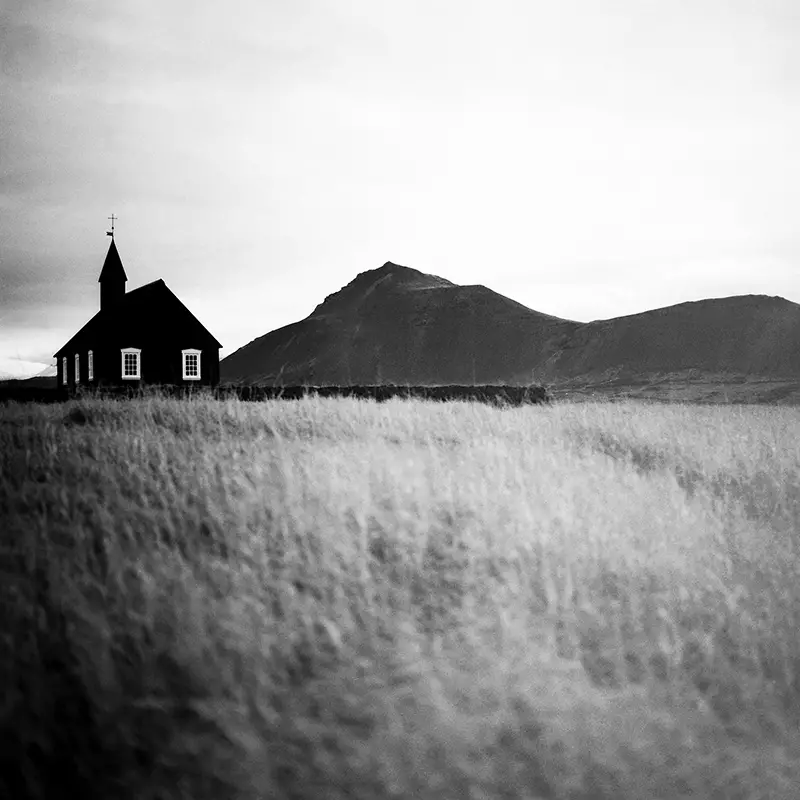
[0,375,57,389]
[220,262,800,401]
[221,262,577,386]
[540,295,800,383]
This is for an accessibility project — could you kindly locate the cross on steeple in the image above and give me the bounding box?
[106,214,117,238]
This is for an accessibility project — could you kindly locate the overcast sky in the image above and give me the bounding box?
[2,0,799,376]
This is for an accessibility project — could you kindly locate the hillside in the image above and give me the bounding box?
[221,262,577,385]
[0,375,57,390]
[221,262,800,399]
[542,295,800,381]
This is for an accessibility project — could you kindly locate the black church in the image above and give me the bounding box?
[54,234,222,389]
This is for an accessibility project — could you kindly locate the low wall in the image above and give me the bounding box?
[1,383,550,406]
[222,384,550,405]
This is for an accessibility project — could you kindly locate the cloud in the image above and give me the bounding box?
[0,355,52,379]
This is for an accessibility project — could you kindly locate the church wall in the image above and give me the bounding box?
[85,340,220,387]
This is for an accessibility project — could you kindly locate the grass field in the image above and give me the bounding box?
[2,395,800,799]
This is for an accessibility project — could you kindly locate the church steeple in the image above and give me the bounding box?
[98,238,127,310]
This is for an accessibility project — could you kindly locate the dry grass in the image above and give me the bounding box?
[2,394,800,799]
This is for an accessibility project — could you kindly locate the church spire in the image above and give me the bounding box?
[98,230,127,311]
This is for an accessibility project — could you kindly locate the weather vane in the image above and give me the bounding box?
[106,214,117,238]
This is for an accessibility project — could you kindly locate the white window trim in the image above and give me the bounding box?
[181,348,202,380]
[121,347,141,380]
[88,350,94,381]
[75,353,80,385]
[62,356,68,385]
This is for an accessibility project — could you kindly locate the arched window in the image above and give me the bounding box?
[75,353,80,385]
[182,349,201,380]
[121,348,141,379]
[88,350,94,381]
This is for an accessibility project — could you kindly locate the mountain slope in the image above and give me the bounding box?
[540,295,800,383]
[0,375,57,389]
[221,262,577,385]
[221,262,800,389]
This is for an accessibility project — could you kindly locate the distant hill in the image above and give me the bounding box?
[0,375,57,390]
[220,262,800,401]
[0,373,58,403]
[540,295,800,382]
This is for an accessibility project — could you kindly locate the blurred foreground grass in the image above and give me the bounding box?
[2,395,800,799]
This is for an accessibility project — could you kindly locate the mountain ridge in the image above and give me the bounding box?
[220,263,800,398]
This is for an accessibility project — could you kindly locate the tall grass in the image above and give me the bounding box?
[2,395,800,799]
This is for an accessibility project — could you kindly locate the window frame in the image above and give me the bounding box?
[62,356,68,385]
[181,348,201,381]
[88,350,94,382]
[121,347,141,380]
[75,353,80,385]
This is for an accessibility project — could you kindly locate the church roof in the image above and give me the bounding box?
[98,239,128,283]
[54,278,222,356]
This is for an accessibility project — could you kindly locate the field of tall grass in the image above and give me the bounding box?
[2,394,800,799]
